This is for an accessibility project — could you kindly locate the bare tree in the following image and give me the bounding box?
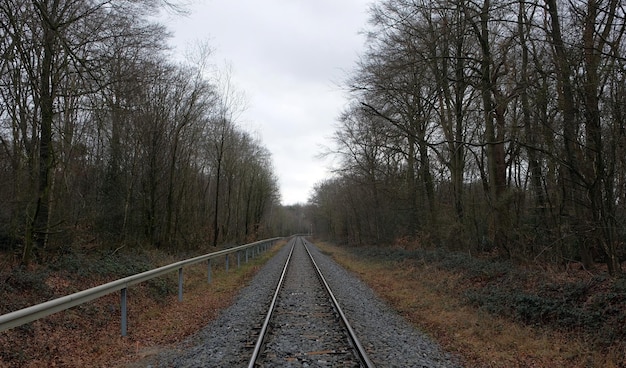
[313,0,626,273]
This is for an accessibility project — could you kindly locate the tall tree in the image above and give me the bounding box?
[313,0,626,273]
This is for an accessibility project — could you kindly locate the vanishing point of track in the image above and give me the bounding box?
[247,236,375,367]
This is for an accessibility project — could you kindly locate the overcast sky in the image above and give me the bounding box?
[162,0,371,205]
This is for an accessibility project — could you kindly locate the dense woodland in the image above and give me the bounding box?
[0,0,286,265]
[3,0,626,278]
[309,0,626,275]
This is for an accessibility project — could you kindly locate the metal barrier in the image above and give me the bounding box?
[0,237,283,336]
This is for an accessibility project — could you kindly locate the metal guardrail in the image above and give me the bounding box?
[0,237,283,336]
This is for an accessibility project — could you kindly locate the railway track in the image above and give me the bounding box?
[248,236,374,367]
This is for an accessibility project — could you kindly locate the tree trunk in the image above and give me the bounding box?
[475,0,508,251]
[544,0,593,268]
[582,0,620,274]
[24,1,56,265]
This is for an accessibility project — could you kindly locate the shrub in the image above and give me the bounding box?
[344,243,626,348]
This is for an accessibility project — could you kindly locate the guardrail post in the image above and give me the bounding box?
[245,248,249,263]
[121,288,128,336]
[207,259,212,283]
[225,254,229,272]
[237,251,241,268]
[178,268,183,302]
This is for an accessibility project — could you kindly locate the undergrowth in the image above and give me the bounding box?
[0,247,175,314]
[345,244,626,350]
[0,242,282,367]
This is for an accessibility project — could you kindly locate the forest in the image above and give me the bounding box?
[2,1,626,364]
[3,0,626,278]
[308,0,626,275]
[0,0,288,266]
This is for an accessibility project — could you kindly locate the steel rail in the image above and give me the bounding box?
[0,237,282,333]
[247,238,296,368]
[303,239,376,368]
[248,237,375,367]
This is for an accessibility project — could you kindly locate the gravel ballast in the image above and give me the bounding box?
[133,238,462,367]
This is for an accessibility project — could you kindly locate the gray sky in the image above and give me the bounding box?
[163,0,371,205]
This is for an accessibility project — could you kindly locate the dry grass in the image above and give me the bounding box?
[4,240,625,367]
[315,242,626,368]
[0,243,284,367]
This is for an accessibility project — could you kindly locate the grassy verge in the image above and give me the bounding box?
[315,241,626,368]
[0,242,284,367]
